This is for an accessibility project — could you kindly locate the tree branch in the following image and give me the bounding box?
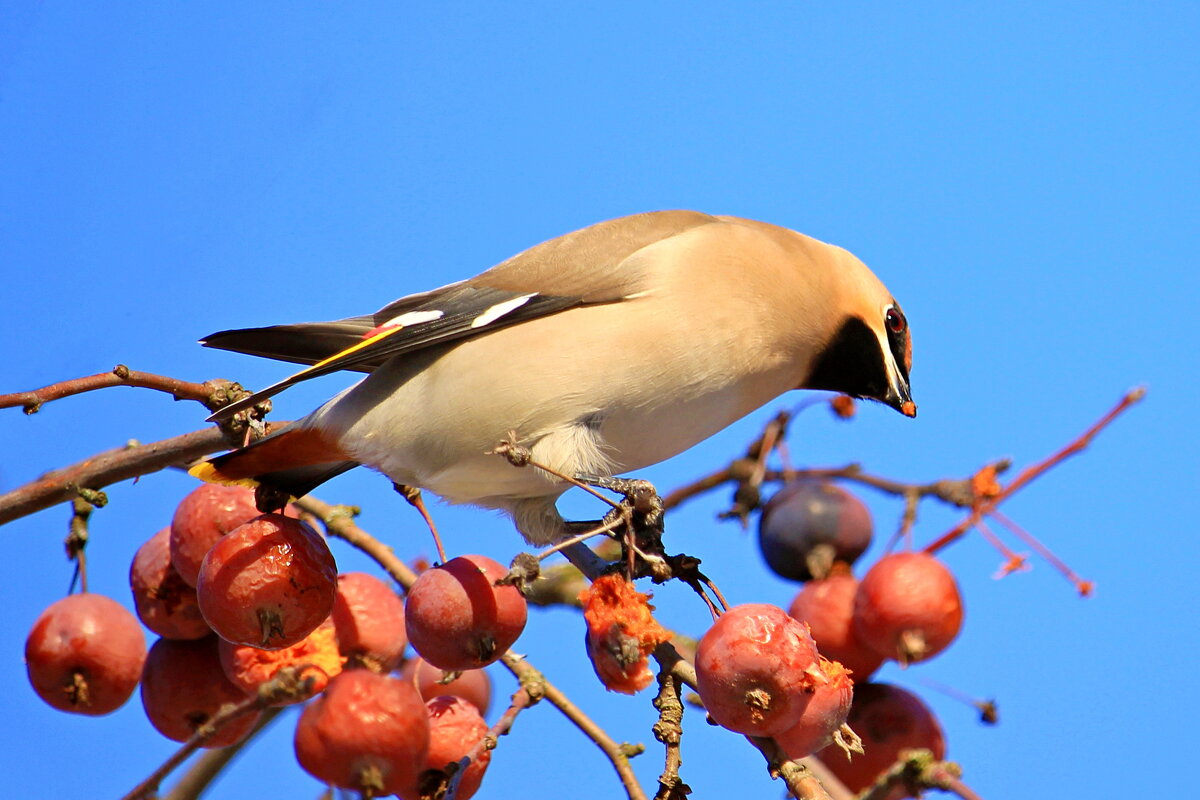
[0,366,248,414]
[0,428,231,526]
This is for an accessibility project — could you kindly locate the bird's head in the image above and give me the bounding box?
[801,249,915,417]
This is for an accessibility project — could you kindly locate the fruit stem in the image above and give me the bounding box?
[65,497,93,594]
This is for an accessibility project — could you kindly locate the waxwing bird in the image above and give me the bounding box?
[192,211,915,544]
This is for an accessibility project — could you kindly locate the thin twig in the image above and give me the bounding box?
[651,665,688,800]
[0,366,223,413]
[747,736,833,800]
[444,686,538,800]
[0,427,237,526]
[536,517,623,562]
[925,387,1145,554]
[121,667,311,800]
[162,707,284,800]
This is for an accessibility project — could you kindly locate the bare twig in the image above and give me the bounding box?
[0,366,228,414]
[747,736,834,800]
[925,387,1145,555]
[162,708,284,800]
[858,749,981,800]
[0,427,237,526]
[443,686,538,800]
[121,667,314,800]
[296,495,420,588]
[651,665,689,800]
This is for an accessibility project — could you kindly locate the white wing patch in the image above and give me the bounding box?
[383,309,445,327]
[471,293,537,328]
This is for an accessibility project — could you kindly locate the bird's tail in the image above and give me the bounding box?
[189,424,359,502]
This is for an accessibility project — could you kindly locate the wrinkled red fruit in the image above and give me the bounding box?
[196,514,338,649]
[25,593,146,716]
[405,555,527,671]
[774,658,854,759]
[695,603,827,736]
[219,619,343,704]
[130,527,211,640]
[788,572,884,680]
[170,484,263,586]
[854,552,964,665]
[398,695,492,800]
[331,571,407,671]
[758,480,873,582]
[818,683,945,799]
[140,636,262,747]
[399,656,493,716]
[294,669,430,796]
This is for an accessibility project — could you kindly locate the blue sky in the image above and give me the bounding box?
[2,4,1196,798]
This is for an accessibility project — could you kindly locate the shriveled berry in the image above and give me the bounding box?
[170,484,263,586]
[196,514,337,649]
[130,527,211,640]
[294,669,430,796]
[788,572,884,680]
[758,481,873,581]
[140,636,262,747]
[854,552,963,665]
[773,658,855,759]
[817,683,945,798]
[695,603,827,736]
[399,656,493,716]
[397,695,491,800]
[25,593,146,716]
[331,571,407,671]
[219,619,342,704]
[405,555,527,671]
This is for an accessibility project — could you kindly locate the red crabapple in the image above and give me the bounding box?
[399,656,493,716]
[140,636,262,747]
[397,695,492,800]
[169,484,263,586]
[218,619,343,704]
[694,603,827,736]
[294,669,430,796]
[25,593,146,716]
[773,658,855,759]
[405,555,527,671]
[817,682,945,798]
[788,572,884,680]
[196,514,337,649]
[129,527,211,640]
[758,480,873,581]
[331,571,407,671]
[854,552,963,665]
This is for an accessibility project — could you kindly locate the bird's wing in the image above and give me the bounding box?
[204,210,721,421]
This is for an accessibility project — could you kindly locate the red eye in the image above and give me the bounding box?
[886,308,906,334]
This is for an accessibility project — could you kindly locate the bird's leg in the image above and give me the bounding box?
[567,476,669,581]
[393,483,447,564]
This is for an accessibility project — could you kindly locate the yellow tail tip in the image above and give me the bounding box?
[187,460,261,490]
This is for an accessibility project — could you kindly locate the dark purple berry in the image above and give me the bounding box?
[758,481,873,581]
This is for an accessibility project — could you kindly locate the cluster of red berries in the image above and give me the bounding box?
[24,483,530,799]
[692,479,960,795]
